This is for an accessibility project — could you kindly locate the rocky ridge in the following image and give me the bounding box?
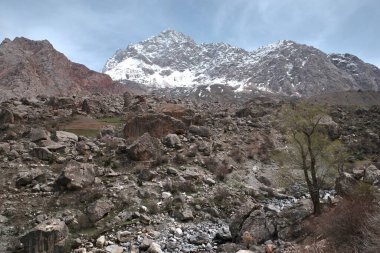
[103,29,380,96]
[0,37,127,102]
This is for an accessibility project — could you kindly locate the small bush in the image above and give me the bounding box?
[204,157,231,181]
[163,179,197,194]
[317,183,378,252]
[141,199,160,215]
[229,148,245,163]
[242,231,254,249]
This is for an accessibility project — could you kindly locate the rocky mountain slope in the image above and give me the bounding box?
[104,29,380,96]
[0,37,126,102]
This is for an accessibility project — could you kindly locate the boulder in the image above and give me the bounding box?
[56,160,96,190]
[123,113,186,139]
[105,245,123,253]
[179,208,194,221]
[126,133,162,161]
[162,133,181,148]
[239,208,276,244]
[230,204,275,245]
[29,128,50,142]
[157,103,195,126]
[147,242,163,253]
[100,125,116,137]
[0,108,14,124]
[215,226,233,241]
[15,168,46,187]
[0,142,11,154]
[31,147,53,161]
[87,198,114,223]
[20,219,70,253]
[55,131,78,142]
[96,235,106,248]
[363,165,380,184]
[123,91,133,107]
[48,96,75,109]
[335,172,358,196]
[140,237,152,250]
[189,125,211,138]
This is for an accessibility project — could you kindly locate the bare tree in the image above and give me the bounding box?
[277,102,343,215]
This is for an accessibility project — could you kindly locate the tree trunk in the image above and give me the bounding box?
[311,186,321,215]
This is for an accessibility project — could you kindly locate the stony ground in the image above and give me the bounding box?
[0,93,379,253]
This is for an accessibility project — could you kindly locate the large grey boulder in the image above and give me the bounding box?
[87,198,114,222]
[55,131,78,142]
[20,219,70,253]
[363,165,380,184]
[29,128,50,142]
[15,168,46,187]
[162,133,181,148]
[148,242,163,253]
[229,204,276,245]
[189,125,210,138]
[56,160,96,190]
[126,133,162,161]
[31,147,53,161]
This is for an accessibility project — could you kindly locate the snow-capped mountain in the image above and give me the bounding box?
[103,29,380,96]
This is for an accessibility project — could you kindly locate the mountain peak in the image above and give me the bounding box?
[141,29,195,45]
[103,32,380,95]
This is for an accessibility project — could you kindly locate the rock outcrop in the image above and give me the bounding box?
[0,37,125,102]
[20,219,70,253]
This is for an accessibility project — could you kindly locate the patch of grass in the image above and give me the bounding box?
[63,128,99,137]
[98,116,124,126]
[61,116,123,137]
[75,227,99,238]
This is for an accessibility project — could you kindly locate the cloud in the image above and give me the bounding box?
[1,0,379,70]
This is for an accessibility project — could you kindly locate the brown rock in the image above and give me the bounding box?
[123,113,186,139]
[0,37,124,102]
[157,103,195,125]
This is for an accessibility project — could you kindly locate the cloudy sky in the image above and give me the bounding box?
[1,0,379,71]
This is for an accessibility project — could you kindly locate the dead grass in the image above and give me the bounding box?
[60,115,123,137]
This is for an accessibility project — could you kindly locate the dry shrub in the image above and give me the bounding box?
[317,182,379,252]
[163,179,197,194]
[204,157,231,181]
[229,148,245,163]
[174,153,188,165]
[242,231,254,249]
[141,199,160,215]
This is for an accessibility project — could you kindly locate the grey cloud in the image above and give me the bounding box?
[1,0,379,70]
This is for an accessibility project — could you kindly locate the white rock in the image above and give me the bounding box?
[147,242,163,253]
[174,228,183,237]
[161,192,172,199]
[96,235,106,248]
[56,131,79,142]
[105,245,124,253]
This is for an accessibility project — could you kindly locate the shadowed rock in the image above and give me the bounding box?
[56,160,96,190]
[20,219,70,253]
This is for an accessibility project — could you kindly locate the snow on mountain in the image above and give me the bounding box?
[103,29,380,96]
